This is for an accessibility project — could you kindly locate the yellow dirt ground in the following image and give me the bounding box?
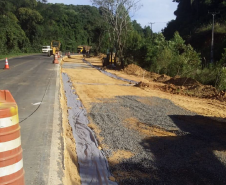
[123,117,177,137]
[85,57,226,119]
[108,150,134,165]
[62,58,154,112]
[61,55,226,184]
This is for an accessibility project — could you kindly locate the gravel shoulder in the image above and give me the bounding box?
[62,56,226,185]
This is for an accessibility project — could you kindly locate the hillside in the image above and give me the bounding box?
[163,0,226,62]
[0,0,102,54]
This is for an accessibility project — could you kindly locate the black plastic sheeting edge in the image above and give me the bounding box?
[62,73,118,185]
[82,59,138,85]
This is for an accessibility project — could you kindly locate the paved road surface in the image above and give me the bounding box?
[0,55,63,185]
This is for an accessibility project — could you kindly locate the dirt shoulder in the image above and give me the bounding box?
[85,56,226,119]
[61,55,226,184]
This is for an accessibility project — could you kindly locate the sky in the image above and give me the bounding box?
[47,0,178,33]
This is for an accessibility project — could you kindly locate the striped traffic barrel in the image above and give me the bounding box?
[0,90,25,185]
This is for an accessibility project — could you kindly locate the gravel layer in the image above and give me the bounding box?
[89,96,226,185]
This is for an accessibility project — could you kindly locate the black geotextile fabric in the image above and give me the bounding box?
[82,59,138,84]
[62,73,118,185]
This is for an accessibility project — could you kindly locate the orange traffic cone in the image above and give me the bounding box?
[4,58,9,69]
[53,54,59,64]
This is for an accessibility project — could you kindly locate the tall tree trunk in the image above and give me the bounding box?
[114,50,117,66]
[120,57,125,69]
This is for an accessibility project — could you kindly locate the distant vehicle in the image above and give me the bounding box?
[77,45,92,53]
[48,40,61,57]
[42,46,51,53]
[77,46,83,53]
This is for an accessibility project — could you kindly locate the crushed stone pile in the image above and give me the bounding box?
[89,96,226,185]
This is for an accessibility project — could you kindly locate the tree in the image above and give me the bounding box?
[91,0,141,68]
[17,7,43,43]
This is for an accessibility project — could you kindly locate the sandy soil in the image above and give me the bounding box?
[62,57,154,111]
[123,117,177,137]
[61,55,226,184]
[85,57,226,119]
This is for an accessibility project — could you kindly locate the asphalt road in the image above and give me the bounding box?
[0,54,63,185]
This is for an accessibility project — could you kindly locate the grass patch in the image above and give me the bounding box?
[0,53,39,60]
[196,23,226,34]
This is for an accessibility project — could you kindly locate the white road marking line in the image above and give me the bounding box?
[32,102,42,105]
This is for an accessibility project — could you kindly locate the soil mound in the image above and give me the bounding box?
[154,74,171,82]
[165,77,201,86]
[123,64,160,79]
[153,75,226,101]
[162,83,226,101]
[126,64,225,101]
[98,53,106,60]
[199,86,226,100]
[124,64,146,76]
[135,81,150,88]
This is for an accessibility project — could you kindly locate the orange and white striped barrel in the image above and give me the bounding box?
[0,90,25,185]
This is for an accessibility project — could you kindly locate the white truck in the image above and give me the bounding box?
[42,46,51,54]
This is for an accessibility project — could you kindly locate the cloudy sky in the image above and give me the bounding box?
[47,0,178,33]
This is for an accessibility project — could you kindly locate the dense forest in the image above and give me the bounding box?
[164,0,226,62]
[0,0,225,90]
[0,0,105,53]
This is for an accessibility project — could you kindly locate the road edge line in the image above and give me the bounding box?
[47,61,63,185]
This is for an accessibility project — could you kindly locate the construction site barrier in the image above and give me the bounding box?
[53,53,59,64]
[0,90,25,185]
[4,58,9,70]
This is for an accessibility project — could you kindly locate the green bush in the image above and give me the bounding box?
[218,68,226,91]
[140,32,201,78]
[194,66,217,85]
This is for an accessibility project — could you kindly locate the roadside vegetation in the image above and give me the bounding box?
[0,0,225,90]
[0,53,37,60]
[0,0,103,53]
